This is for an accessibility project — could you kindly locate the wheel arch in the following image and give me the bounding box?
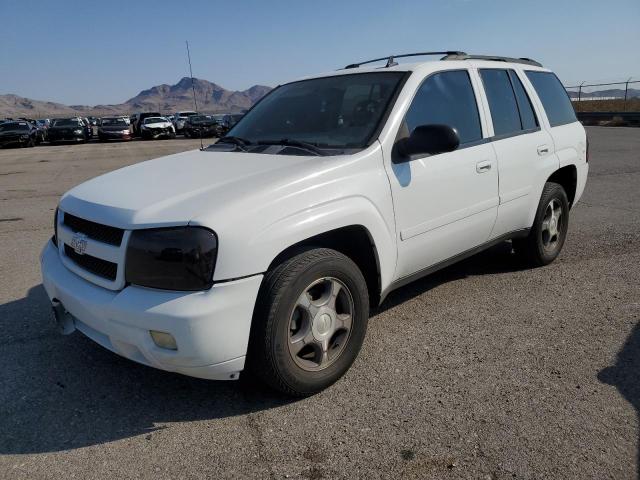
[547,164,578,207]
[265,225,383,307]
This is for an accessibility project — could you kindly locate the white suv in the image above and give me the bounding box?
[41,52,588,396]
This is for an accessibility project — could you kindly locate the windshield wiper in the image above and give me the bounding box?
[215,136,252,151]
[257,138,327,156]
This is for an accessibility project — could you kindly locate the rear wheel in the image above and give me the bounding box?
[248,248,369,396]
[513,182,569,266]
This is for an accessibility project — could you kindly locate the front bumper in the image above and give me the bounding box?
[49,133,84,142]
[40,241,263,380]
[99,130,132,140]
[0,136,28,147]
[186,127,218,137]
[141,128,173,139]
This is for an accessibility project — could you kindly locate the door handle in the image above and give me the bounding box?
[537,145,550,156]
[476,160,492,173]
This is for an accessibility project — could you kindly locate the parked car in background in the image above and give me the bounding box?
[140,116,175,139]
[225,113,244,129]
[131,112,162,136]
[37,119,51,141]
[183,114,222,138]
[98,117,132,141]
[81,118,93,139]
[0,120,38,148]
[172,110,198,134]
[48,118,87,144]
[17,118,47,143]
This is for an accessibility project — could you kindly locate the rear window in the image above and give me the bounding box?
[525,71,577,127]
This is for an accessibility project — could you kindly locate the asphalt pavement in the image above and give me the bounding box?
[0,128,638,479]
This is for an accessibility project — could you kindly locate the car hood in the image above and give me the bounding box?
[60,149,317,229]
[144,122,171,128]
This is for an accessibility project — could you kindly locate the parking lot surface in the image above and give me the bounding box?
[0,128,639,479]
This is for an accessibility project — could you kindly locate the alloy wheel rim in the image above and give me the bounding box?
[287,277,354,372]
[541,198,563,251]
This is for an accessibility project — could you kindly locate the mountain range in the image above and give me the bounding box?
[567,87,640,99]
[0,77,272,118]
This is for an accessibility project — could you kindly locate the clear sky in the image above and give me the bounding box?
[1,0,638,105]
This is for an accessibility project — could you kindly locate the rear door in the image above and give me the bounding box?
[387,69,499,279]
[523,70,587,185]
[477,68,557,238]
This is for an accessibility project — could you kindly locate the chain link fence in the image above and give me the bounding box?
[565,78,640,112]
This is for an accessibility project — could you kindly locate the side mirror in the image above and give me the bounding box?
[395,124,460,160]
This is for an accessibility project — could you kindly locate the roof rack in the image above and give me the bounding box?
[344,51,468,69]
[441,53,543,67]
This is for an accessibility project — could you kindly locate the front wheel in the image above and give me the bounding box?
[248,248,369,396]
[513,182,569,266]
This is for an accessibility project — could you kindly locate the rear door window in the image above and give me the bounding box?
[508,71,538,130]
[479,69,522,137]
[404,70,482,145]
[525,71,577,127]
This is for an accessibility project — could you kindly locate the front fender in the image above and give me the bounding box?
[215,196,397,293]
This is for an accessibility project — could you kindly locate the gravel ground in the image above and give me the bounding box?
[0,128,638,479]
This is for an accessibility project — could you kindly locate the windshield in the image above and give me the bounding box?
[190,115,212,123]
[227,72,405,149]
[178,112,198,118]
[52,119,81,127]
[0,122,29,131]
[101,118,128,127]
[144,117,167,124]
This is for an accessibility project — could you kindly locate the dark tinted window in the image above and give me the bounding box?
[229,72,405,149]
[479,69,521,136]
[508,71,538,130]
[525,71,577,127]
[404,70,482,145]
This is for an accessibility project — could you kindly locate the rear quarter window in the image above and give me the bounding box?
[525,71,577,127]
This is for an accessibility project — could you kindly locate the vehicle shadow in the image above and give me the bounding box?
[598,322,640,478]
[0,241,524,454]
[377,240,527,313]
[0,285,295,455]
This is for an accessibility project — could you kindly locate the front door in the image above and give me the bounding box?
[386,69,499,279]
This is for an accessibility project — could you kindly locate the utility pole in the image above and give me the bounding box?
[624,77,632,111]
[578,81,585,102]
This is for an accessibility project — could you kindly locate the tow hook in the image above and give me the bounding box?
[51,299,76,335]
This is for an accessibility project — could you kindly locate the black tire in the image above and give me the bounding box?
[513,182,569,267]
[248,248,369,396]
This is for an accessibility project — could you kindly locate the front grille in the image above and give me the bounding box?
[63,213,124,246]
[64,244,117,280]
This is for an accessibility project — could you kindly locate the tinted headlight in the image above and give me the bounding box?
[125,227,217,291]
